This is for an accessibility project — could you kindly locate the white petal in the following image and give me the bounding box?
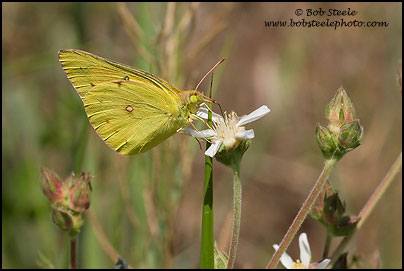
[235,129,255,140]
[315,259,331,269]
[299,233,311,268]
[273,244,294,269]
[205,139,223,157]
[183,128,217,139]
[237,105,270,127]
[196,108,222,122]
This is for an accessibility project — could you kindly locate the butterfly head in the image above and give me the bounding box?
[181,90,204,114]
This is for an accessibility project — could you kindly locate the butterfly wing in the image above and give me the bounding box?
[58,49,181,99]
[84,80,188,155]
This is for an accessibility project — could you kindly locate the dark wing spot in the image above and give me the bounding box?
[126,105,133,113]
[124,75,129,80]
[90,82,95,87]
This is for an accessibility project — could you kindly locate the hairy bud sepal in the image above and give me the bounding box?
[337,120,363,151]
[325,87,356,130]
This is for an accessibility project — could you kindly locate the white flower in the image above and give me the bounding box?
[273,233,331,269]
[185,105,270,157]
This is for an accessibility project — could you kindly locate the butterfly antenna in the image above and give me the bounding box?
[209,72,224,116]
[216,102,224,117]
[209,72,214,98]
[201,94,224,117]
[195,58,225,91]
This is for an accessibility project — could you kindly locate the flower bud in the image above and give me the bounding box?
[52,206,85,237]
[51,207,74,232]
[317,87,363,161]
[40,167,92,236]
[315,124,336,160]
[312,190,359,237]
[325,87,356,133]
[68,172,92,213]
[323,193,346,224]
[337,120,363,150]
[40,167,63,203]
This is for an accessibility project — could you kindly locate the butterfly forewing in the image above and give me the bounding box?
[84,80,187,155]
[58,49,181,99]
[58,49,201,155]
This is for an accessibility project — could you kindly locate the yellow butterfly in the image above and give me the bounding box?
[59,49,207,155]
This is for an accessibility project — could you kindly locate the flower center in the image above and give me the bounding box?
[212,112,240,149]
[291,259,306,269]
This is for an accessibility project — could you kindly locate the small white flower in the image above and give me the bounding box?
[185,105,270,157]
[273,233,331,269]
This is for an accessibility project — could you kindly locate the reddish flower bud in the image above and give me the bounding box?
[40,167,64,203]
[316,87,363,161]
[40,167,92,236]
[69,172,92,213]
[325,87,356,134]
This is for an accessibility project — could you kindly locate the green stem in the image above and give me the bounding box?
[323,233,332,259]
[330,152,402,265]
[200,105,214,269]
[70,237,77,269]
[227,165,241,269]
[266,158,338,269]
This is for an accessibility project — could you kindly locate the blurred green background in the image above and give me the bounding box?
[2,2,402,269]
